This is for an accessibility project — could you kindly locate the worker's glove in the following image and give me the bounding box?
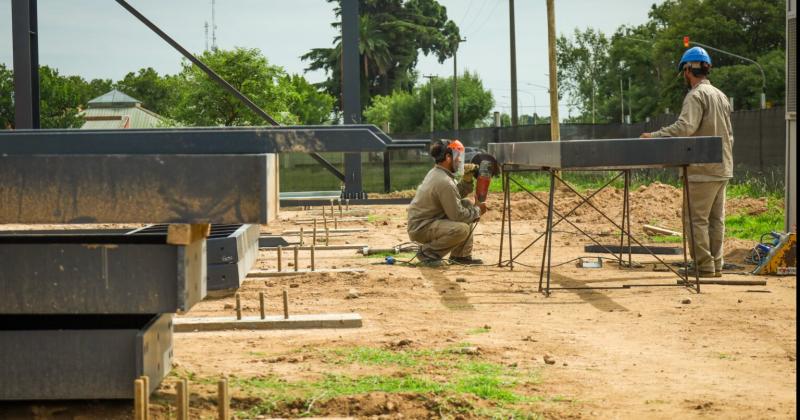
[461,163,478,183]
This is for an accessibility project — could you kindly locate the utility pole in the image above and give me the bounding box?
[424,75,437,136]
[545,0,560,142]
[453,37,466,137]
[627,76,632,123]
[204,21,209,51]
[509,0,518,126]
[619,78,624,124]
[211,0,217,50]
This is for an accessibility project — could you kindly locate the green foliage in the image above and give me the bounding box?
[557,0,786,122]
[279,74,336,125]
[725,197,784,240]
[363,71,494,134]
[0,64,12,129]
[114,67,180,117]
[302,0,461,114]
[38,66,112,128]
[173,47,295,126]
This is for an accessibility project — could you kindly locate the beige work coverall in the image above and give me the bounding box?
[407,166,480,259]
[648,79,734,273]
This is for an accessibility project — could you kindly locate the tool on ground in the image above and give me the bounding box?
[385,256,395,265]
[577,257,603,268]
[752,232,796,275]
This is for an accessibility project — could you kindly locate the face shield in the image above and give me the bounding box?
[447,139,466,178]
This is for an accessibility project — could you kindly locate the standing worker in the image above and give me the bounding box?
[407,139,488,267]
[641,46,734,278]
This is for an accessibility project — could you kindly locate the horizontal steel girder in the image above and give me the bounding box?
[0,154,272,224]
[0,125,390,155]
[488,137,723,170]
[0,314,172,400]
[0,231,205,314]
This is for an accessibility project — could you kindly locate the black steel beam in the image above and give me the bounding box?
[309,152,346,181]
[0,314,171,400]
[342,0,364,197]
[280,197,412,207]
[0,126,387,154]
[489,137,723,169]
[0,155,272,223]
[11,0,39,128]
[0,231,205,314]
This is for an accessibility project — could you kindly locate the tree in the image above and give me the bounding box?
[302,0,461,115]
[556,0,786,121]
[363,71,494,134]
[38,66,112,128]
[115,67,180,117]
[173,48,296,126]
[279,74,336,125]
[0,64,12,128]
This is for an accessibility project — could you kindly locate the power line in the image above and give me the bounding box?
[471,0,503,35]
[462,0,489,34]
[458,0,476,28]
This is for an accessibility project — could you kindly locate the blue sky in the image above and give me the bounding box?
[0,0,661,119]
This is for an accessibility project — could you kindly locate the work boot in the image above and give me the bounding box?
[417,250,445,268]
[449,256,484,265]
[679,267,717,278]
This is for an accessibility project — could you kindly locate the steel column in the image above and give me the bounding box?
[342,0,364,198]
[11,0,39,128]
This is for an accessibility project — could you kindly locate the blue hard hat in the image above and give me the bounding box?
[678,46,711,71]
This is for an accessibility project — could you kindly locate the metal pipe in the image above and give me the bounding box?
[176,379,189,420]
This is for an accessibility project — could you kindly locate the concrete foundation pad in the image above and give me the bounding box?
[247,269,366,278]
[174,313,362,332]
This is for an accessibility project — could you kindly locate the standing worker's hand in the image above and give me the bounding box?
[462,163,478,182]
[640,132,653,138]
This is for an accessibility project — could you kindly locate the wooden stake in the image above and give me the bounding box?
[259,292,266,319]
[133,379,146,420]
[338,199,343,216]
[277,246,283,272]
[218,379,230,420]
[330,199,335,219]
[235,294,241,320]
[293,246,299,272]
[282,290,289,319]
[311,246,316,271]
[299,227,304,246]
[334,216,338,230]
[312,219,317,244]
[140,375,150,420]
[325,228,330,246]
[176,378,189,420]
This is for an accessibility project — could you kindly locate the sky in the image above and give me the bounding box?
[0,0,661,120]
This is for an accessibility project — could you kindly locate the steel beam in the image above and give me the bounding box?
[11,0,39,128]
[489,137,722,169]
[0,126,388,155]
[279,197,413,207]
[0,314,172,400]
[0,231,205,314]
[342,0,364,197]
[0,155,273,224]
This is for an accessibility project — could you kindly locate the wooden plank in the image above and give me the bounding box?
[167,224,211,245]
[174,313,363,332]
[247,269,366,278]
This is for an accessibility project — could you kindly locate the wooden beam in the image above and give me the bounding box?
[167,224,211,245]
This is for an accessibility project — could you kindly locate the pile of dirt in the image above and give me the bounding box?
[264,392,478,419]
[482,182,769,236]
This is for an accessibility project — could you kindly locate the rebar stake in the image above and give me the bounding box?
[235,294,241,320]
[282,290,289,319]
[325,228,330,246]
[293,246,299,272]
[217,379,230,420]
[277,246,283,272]
[299,227,304,246]
[311,245,316,271]
[312,219,317,244]
[133,378,146,420]
[176,379,189,420]
[259,292,266,319]
[140,375,150,420]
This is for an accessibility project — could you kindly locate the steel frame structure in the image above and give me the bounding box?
[491,137,724,296]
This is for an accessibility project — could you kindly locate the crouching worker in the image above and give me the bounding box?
[407,139,488,267]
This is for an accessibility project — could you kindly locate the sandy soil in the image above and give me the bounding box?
[0,184,795,419]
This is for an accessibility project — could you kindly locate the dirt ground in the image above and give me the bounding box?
[0,184,795,419]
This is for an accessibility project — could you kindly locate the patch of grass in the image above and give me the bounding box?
[725,197,784,241]
[467,326,492,335]
[229,345,546,417]
[367,214,390,223]
[648,234,683,243]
